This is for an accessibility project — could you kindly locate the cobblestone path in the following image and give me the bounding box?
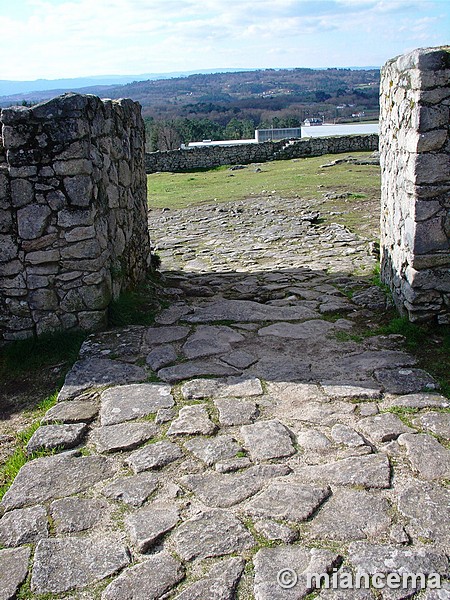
[1,195,449,599]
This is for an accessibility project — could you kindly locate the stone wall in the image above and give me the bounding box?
[380,47,450,324]
[145,133,379,173]
[0,93,151,340]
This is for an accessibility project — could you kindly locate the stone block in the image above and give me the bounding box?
[64,175,93,206]
[17,203,52,239]
[11,178,34,207]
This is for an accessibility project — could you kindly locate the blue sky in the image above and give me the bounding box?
[1,0,449,80]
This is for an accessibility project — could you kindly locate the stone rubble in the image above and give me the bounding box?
[1,165,449,599]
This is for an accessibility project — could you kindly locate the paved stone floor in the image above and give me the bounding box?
[1,195,449,599]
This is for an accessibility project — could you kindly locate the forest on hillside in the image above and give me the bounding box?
[5,67,380,151]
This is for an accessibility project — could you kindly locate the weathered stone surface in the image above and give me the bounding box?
[276,401,356,425]
[158,359,240,382]
[125,503,179,552]
[167,404,217,436]
[240,420,296,461]
[0,505,48,547]
[220,349,257,369]
[184,435,242,466]
[91,422,157,453]
[413,411,450,439]
[183,299,318,323]
[174,509,254,561]
[296,429,332,450]
[244,482,330,522]
[331,424,367,447]
[146,345,177,370]
[397,481,450,547]
[31,537,130,594]
[295,454,391,489]
[254,519,298,543]
[266,381,328,404]
[100,383,174,425]
[382,393,449,410]
[50,497,107,533]
[1,453,116,510]
[374,368,439,394]
[155,303,192,325]
[102,472,159,506]
[102,552,184,600]
[58,359,147,401]
[258,319,335,339]
[308,489,391,540]
[398,433,450,480]
[26,423,87,453]
[356,413,414,443]
[347,541,449,577]
[42,400,99,424]
[182,325,244,358]
[253,546,340,600]
[321,382,382,400]
[126,441,183,472]
[215,397,259,426]
[174,557,245,600]
[182,375,263,399]
[216,457,253,473]
[0,547,31,600]
[144,325,190,345]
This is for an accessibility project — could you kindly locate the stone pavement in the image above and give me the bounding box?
[1,194,449,599]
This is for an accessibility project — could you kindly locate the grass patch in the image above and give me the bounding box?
[107,278,165,327]
[148,152,380,211]
[0,391,58,501]
[0,330,86,383]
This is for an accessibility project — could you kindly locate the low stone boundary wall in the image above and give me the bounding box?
[145,133,379,173]
[380,47,450,324]
[0,93,151,341]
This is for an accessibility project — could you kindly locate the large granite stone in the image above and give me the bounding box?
[331,424,367,447]
[182,375,263,399]
[184,435,242,466]
[31,537,130,594]
[91,422,157,453]
[244,482,330,522]
[102,472,159,506]
[167,404,217,436]
[1,453,116,510]
[258,319,335,339]
[295,454,391,489]
[398,433,450,480]
[174,509,254,561]
[26,423,87,454]
[321,382,382,400]
[146,345,178,370]
[348,542,449,577]
[182,325,244,358]
[398,481,450,547]
[308,489,391,541]
[374,368,439,394]
[174,557,245,600]
[215,397,259,426]
[42,400,99,424]
[382,393,449,410]
[125,503,179,552]
[253,520,298,544]
[102,552,184,600]
[220,350,257,369]
[0,547,31,600]
[240,420,296,461]
[413,412,450,439]
[126,441,183,472]
[144,325,190,345]
[158,360,240,383]
[253,546,340,600]
[356,413,414,443]
[100,383,174,425]
[182,299,318,323]
[58,358,147,401]
[275,401,356,425]
[50,497,107,533]
[0,505,48,547]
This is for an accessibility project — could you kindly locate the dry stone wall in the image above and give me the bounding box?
[380,47,450,324]
[0,93,151,341]
[145,134,378,173]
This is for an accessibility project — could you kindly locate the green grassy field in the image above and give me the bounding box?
[147,152,381,210]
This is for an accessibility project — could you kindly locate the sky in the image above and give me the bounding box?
[1,0,449,81]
